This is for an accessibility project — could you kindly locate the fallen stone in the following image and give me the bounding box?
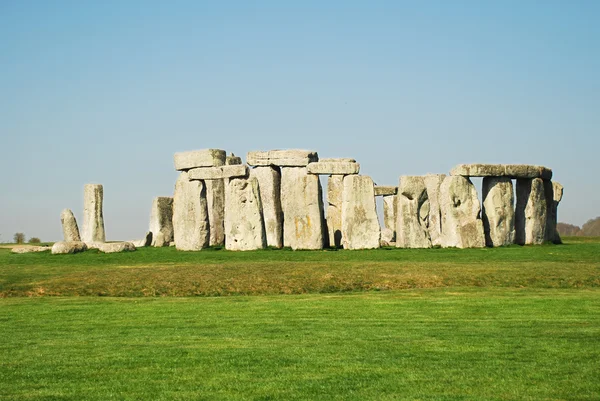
[281,167,325,250]
[188,165,248,180]
[439,176,485,248]
[51,241,88,254]
[172,171,210,251]
[99,242,136,253]
[81,184,105,244]
[382,195,396,234]
[450,164,552,180]
[224,176,266,251]
[307,160,359,175]
[396,176,431,249]
[85,242,103,250]
[131,231,153,248]
[482,177,515,247]
[326,175,344,248]
[61,209,81,242]
[149,197,174,247]
[12,246,51,254]
[226,154,242,165]
[342,175,380,249]
[205,180,225,246]
[424,174,445,247]
[250,166,283,248]
[374,186,397,196]
[515,178,547,245]
[247,150,318,167]
[174,149,226,171]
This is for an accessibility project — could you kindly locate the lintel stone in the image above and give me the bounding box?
[450,164,552,179]
[188,165,248,180]
[374,186,397,196]
[307,161,359,175]
[174,149,226,171]
[247,150,318,167]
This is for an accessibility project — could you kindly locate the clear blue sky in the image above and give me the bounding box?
[1,1,598,242]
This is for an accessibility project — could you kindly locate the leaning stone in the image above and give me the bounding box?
[226,154,242,165]
[450,164,552,180]
[205,180,225,246]
[515,178,547,245]
[61,209,81,242]
[12,246,51,254]
[174,149,226,171]
[149,197,174,247]
[382,195,396,234]
[281,167,325,250]
[247,150,318,167]
[342,175,380,250]
[326,175,344,248]
[424,174,445,247]
[374,186,397,196]
[251,166,283,248]
[396,176,431,248]
[224,176,266,251]
[482,177,515,247]
[51,241,88,254]
[188,165,248,180]
[545,181,563,244]
[307,160,359,175]
[439,176,485,248]
[81,184,105,244]
[99,242,136,253]
[172,171,210,251]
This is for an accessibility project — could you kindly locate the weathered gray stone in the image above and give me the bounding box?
[326,175,344,248]
[380,228,395,247]
[188,165,248,180]
[172,172,210,251]
[99,242,136,253]
[149,197,173,247]
[396,176,431,249]
[281,167,325,250]
[85,242,103,250]
[250,166,283,248]
[81,184,105,244]
[174,149,226,171]
[482,177,515,247]
[439,176,485,248]
[226,154,242,165]
[515,178,547,245]
[545,181,563,244]
[424,174,445,247]
[205,180,225,247]
[51,241,88,254]
[224,176,266,251]
[11,246,51,254]
[374,186,397,196]
[342,175,380,250]
[450,164,552,180]
[382,195,396,234]
[307,160,359,175]
[247,150,318,167]
[61,209,81,242]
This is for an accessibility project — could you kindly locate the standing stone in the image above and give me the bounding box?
[515,178,547,245]
[482,177,515,247]
[205,180,225,246]
[281,167,325,250]
[224,176,266,251]
[382,195,396,235]
[61,209,81,242]
[546,181,564,244]
[424,174,445,247]
[342,175,380,250]
[149,197,174,247]
[439,176,485,248]
[396,176,431,248]
[172,172,210,251]
[251,166,283,248]
[82,184,105,243]
[327,175,344,248]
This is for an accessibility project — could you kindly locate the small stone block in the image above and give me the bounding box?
[374,186,397,196]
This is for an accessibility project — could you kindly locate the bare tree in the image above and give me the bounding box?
[29,237,41,244]
[14,233,25,244]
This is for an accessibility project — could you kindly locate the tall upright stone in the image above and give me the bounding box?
[281,167,325,250]
[382,195,396,233]
[327,175,344,248]
[205,180,225,246]
[482,177,515,247]
[61,209,81,242]
[224,176,267,251]
[149,197,174,247]
[546,181,563,244]
[396,176,431,248]
[424,174,445,247]
[342,175,380,250]
[172,172,210,251]
[251,166,283,248]
[515,178,547,245]
[439,176,485,248]
[82,184,105,243]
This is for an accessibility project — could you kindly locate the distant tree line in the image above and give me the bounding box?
[12,233,41,244]
[557,217,600,237]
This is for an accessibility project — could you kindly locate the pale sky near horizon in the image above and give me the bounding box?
[1,1,598,242]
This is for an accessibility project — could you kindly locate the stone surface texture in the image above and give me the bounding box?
[61,208,81,242]
[99,242,136,253]
[306,161,359,175]
[51,241,88,254]
[188,165,248,180]
[172,171,210,251]
[247,150,318,167]
[205,180,225,247]
[81,184,105,244]
[482,177,515,247]
[174,149,226,171]
[423,174,445,247]
[396,176,432,248]
[380,228,395,247]
[546,181,563,244]
[374,186,397,196]
[224,176,266,251]
[342,175,380,250]
[382,195,396,236]
[515,178,547,245]
[226,154,242,165]
[11,246,51,254]
[450,164,552,180]
[149,197,174,247]
[326,175,344,248]
[439,176,486,248]
[250,166,283,248]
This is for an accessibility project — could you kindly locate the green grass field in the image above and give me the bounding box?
[1,238,599,400]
